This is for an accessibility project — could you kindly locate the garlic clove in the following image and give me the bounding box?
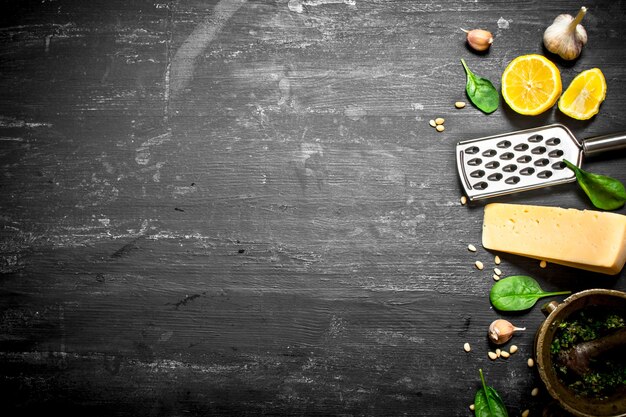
[462,29,493,52]
[543,7,588,60]
[488,319,526,345]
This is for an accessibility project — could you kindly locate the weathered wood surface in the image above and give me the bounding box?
[1,0,626,415]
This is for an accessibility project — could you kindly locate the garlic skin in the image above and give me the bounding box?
[463,29,493,52]
[543,6,588,60]
[488,319,526,345]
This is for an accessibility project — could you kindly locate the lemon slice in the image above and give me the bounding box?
[558,68,607,120]
[501,54,562,116]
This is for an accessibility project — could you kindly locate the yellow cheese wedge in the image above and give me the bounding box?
[482,203,626,275]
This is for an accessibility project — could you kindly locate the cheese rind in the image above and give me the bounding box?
[482,203,626,275]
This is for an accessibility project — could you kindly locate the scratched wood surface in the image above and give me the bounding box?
[1,0,626,415]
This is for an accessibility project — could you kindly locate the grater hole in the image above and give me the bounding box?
[465,146,480,154]
[503,164,517,172]
[520,167,535,175]
[473,181,488,190]
[531,146,546,155]
[497,140,512,148]
[514,143,529,151]
[482,149,497,157]
[552,161,566,170]
[505,176,520,184]
[528,134,543,143]
[467,158,482,166]
[548,149,564,158]
[517,155,532,163]
[534,158,550,167]
[537,170,553,179]
[470,169,485,178]
[488,173,503,181]
[500,152,514,160]
[485,161,500,169]
[546,137,561,146]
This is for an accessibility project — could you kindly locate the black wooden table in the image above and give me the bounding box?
[1,1,625,415]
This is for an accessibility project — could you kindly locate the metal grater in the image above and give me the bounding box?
[456,124,626,201]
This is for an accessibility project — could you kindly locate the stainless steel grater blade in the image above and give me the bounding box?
[456,124,626,201]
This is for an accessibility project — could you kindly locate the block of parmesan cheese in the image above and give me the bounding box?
[482,203,626,275]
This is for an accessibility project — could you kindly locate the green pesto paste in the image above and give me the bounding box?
[550,307,626,399]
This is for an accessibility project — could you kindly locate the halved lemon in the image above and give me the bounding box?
[558,68,607,120]
[501,54,562,116]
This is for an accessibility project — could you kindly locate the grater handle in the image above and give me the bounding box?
[582,132,626,156]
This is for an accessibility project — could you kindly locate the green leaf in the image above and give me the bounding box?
[474,369,509,417]
[490,275,570,312]
[563,159,626,210]
[461,59,499,114]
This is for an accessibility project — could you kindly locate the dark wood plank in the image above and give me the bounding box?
[1,0,626,415]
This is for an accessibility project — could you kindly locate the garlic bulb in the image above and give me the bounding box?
[462,29,493,52]
[488,319,525,345]
[543,6,588,60]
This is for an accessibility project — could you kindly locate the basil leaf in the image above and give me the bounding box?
[461,59,499,114]
[474,369,509,417]
[490,275,570,312]
[563,159,626,210]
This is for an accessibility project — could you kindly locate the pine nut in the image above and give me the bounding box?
[435,117,445,125]
[527,358,535,367]
[455,101,466,109]
[475,261,484,270]
[493,274,500,281]
[494,255,501,265]
[540,260,547,268]
[429,119,436,128]
[495,348,501,357]
[500,350,510,358]
[460,195,467,205]
[464,342,471,352]
[468,244,477,252]
[494,267,502,276]
[436,124,445,132]
[509,345,518,354]
[488,351,498,360]
[531,387,539,397]
[522,410,530,417]
[469,404,475,411]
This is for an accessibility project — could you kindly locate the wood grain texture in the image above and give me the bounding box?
[1,0,626,415]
